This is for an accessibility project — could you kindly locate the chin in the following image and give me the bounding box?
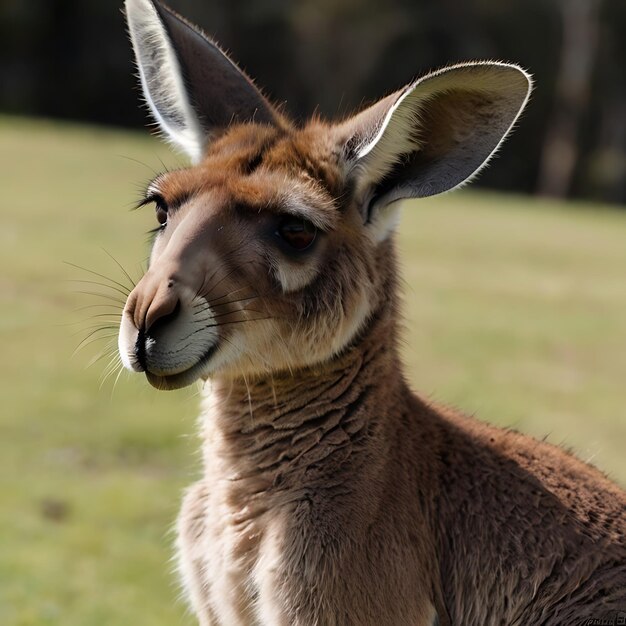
[145,370,201,391]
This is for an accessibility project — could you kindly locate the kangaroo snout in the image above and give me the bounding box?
[119,267,218,388]
[127,270,184,334]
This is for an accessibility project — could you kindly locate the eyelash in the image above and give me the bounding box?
[137,192,169,227]
[152,195,169,227]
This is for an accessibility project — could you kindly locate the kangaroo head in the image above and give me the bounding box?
[119,0,531,390]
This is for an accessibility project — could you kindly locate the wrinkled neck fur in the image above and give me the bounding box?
[200,293,404,498]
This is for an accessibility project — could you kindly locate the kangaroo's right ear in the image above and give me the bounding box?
[125,0,281,162]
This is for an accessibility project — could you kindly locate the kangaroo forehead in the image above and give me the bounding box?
[151,124,345,226]
[199,123,341,192]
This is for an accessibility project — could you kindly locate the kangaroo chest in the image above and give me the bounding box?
[176,481,278,624]
[201,493,286,625]
[178,475,439,626]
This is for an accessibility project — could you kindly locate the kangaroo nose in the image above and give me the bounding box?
[146,298,181,334]
[132,282,181,371]
[131,277,181,334]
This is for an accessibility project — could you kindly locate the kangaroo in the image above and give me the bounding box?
[120,1,626,624]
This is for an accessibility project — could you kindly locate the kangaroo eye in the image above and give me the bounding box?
[276,216,317,251]
[153,195,168,226]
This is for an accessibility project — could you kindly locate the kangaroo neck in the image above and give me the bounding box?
[200,301,405,496]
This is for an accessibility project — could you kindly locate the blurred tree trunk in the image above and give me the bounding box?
[537,0,600,198]
[591,96,626,203]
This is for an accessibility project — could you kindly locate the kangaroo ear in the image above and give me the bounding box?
[337,62,532,239]
[125,0,281,162]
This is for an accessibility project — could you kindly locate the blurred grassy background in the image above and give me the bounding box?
[1,116,625,625]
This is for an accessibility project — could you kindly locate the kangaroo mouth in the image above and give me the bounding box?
[144,343,219,390]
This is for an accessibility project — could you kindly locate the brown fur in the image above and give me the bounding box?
[120,122,626,625]
[120,2,626,624]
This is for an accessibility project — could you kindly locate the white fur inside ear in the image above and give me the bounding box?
[355,87,424,191]
[126,0,204,162]
[366,203,402,243]
[350,62,532,205]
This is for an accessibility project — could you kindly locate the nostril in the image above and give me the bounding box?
[135,327,147,371]
[146,299,181,335]
[134,300,181,371]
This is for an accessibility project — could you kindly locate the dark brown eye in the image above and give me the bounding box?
[276,216,317,251]
[154,196,168,226]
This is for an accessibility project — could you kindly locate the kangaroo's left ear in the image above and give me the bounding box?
[336,62,532,240]
[125,0,282,162]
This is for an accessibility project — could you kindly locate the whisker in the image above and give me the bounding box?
[241,370,253,419]
[118,154,161,179]
[111,359,126,395]
[73,323,118,336]
[64,261,133,295]
[66,278,130,299]
[193,273,211,303]
[72,322,119,334]
[75,290,127,305]
[69,313,122,325]
[72,303,123,313]
[202,260,259,302]
[61,315,121,329]
[73,330,119,345]
[73,331,119,355]
[101,350,122,378]
[102,249,137,290]
[191,289,273,312]
[192,253,238,301]
[82,312,122,320]
[87,345,119,369]
[207,315,275,330]
[193,307,265,321]
[100,354,124,391]
[72,326,119,336]
[193,249,245,301]
[191,295,264,315]
[210,288,261,307]
[155,154,177,177]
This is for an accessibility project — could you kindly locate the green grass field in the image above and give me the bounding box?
[2,116,625,625]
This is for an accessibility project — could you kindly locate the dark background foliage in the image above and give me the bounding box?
[1,0,624,202]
